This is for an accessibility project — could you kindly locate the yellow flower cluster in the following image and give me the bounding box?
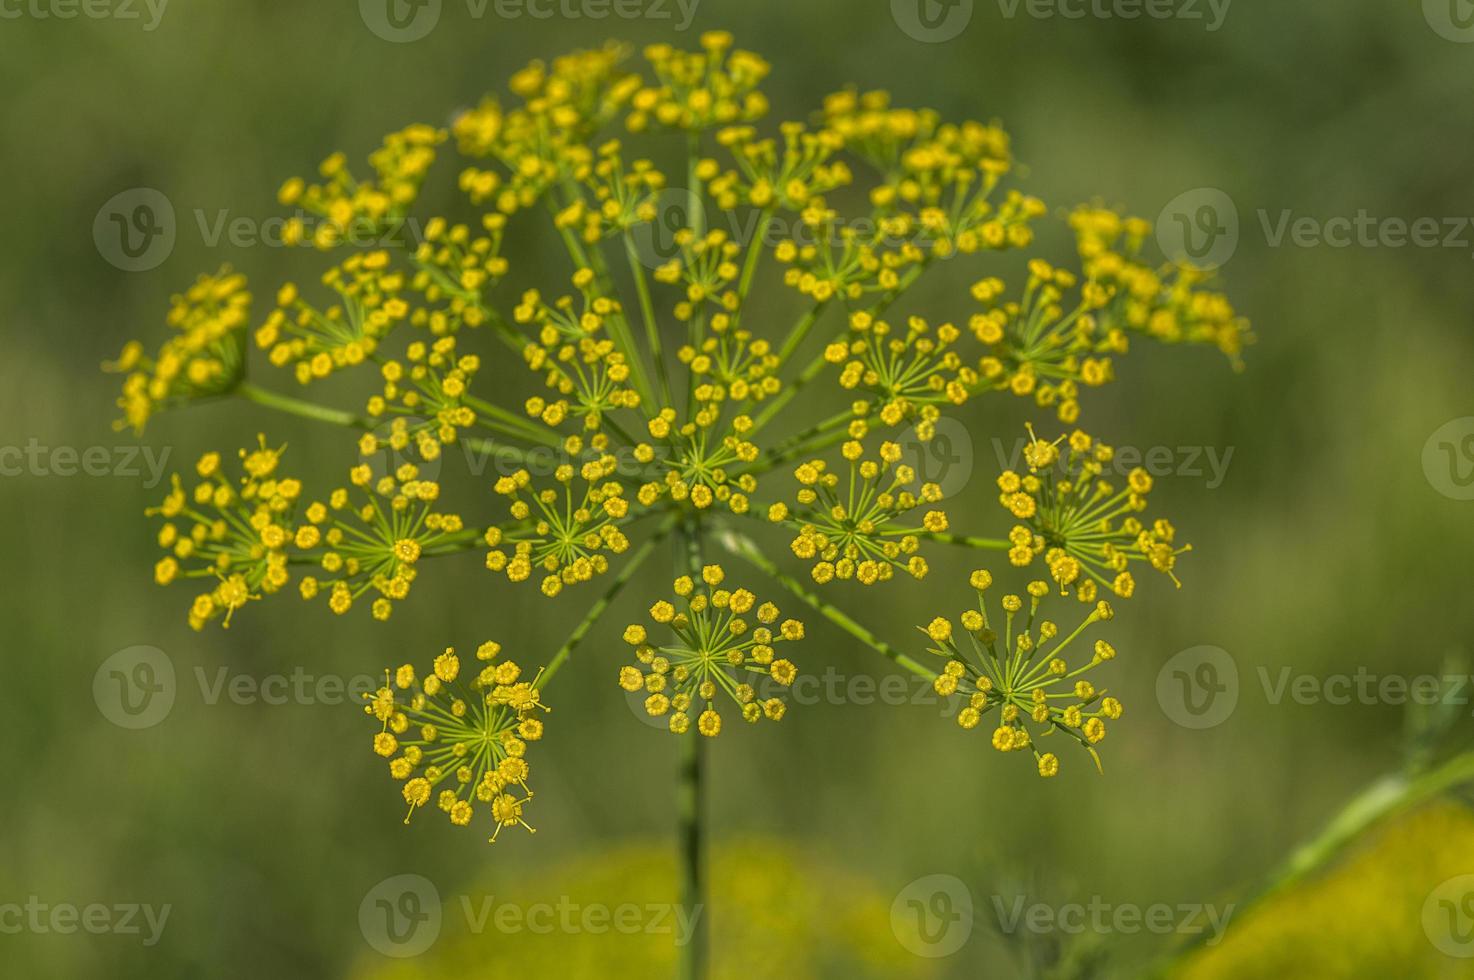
[453,44,640,214]
[254,250,409,384]
[365,643,547,842]
[485,447,632,596]
[562,139,667,239]
[619,564,803,735]
[998,427,1188,601]
[970,263,1121,424]
[924,571,1122,777]
[708,122,849,212]
[516,272,641,432]
[407,214,510,335]
[366,335,480,456]
[820,89,1044,257]
[825,311,975,427]
[1071,206,1252,367]
[107,268,249,432]
[148,438,297,629]
[772,440,946,585]
[278,124,445,248]
[295,462,465,622]
[640,407,759,514]
[628,32,770,132]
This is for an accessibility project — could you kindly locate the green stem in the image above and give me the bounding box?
[715,526,938,681]
[237,381,536,469]
[920,531,1011,551]
[624,233,672,409]
[238,382,366,428]
[540,515,674,687]
[678,516,708,980]
[1150,750,1474,977]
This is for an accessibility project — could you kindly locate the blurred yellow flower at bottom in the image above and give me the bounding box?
[1175,801,1474,980]
[352,837,940,980]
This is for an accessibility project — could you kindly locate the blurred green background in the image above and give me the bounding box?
[4,1,1474,977]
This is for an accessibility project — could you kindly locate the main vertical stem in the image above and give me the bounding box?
[677,717,706,980]
[677,518,708,980]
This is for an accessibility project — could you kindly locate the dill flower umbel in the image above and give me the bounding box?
[773,439,947,585]
[365,642,547,841]
[112,32,1246,878]
[148,437,301,630]
[924,571,1122,777]
[619,564,804,736]
[107,267,249,433]
[997,426,1189,600]
[484,446,633,597]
